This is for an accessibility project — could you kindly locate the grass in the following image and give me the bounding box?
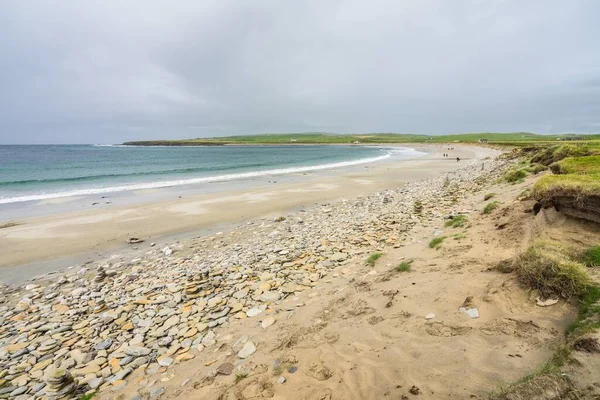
[365,252,383,266]
[444,215,467,228]
[514,241,592,299]
[550,155,600,175]
[80,393,96,400]
[532,175,600,203]
[483,201,499,214]
[504,168,528,183]
[235,373,248,383]
[484,193,496,201]
[396,260,412,272]
[491,241,600,399]
[121,133,600,146]
[580,246,600,267]
[565,286,600,337]
[530,143,597,166]
[526,163,548,174]
[451,232,466,241]
[428,236,446,249]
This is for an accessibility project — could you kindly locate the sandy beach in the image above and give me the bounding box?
[4,143,596,400]
[0,144,485,284]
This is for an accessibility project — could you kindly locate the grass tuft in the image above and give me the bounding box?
[365,252,383,266]
[483,201,499,214]
[504,168,528,183]
[396,260,412,272]
[580,246,600,267]
[514,241,592,299]
[484,193,496,201]
[235,373,248,383]
[428,236,445,249]
[444,215,467,228]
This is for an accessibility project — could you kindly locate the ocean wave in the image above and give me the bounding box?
[0,163,272,186]
[0,152,402,204]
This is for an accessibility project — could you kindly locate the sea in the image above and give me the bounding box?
[0,144,424,205]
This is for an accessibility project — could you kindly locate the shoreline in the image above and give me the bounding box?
[0,144,489,283]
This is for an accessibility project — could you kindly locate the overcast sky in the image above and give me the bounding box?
[1,1,599,144]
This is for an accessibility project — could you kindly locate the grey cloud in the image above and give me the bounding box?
[0,0,599,143]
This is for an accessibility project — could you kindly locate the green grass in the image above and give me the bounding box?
[121,133,600,146]
[483,201,499,214]
[365,252,383,266]
[526,163,548,174]
[550,155,600,175]
[451,232,467,241]
[235,373,248,383]
[428,236,446,249]
[504,168,528,183]
[396,260,412,272]
[532,175,600,203]
[80,393,96,400]
[530,143,598,166]
[514,241,592,299]
[444,215,467,228]
[580,246,600,267]
[565,286,600,336]
[484,193,496,201]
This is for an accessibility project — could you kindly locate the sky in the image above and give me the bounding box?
[0,1,599,144]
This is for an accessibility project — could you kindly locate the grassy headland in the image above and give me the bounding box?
[123,132,600,146]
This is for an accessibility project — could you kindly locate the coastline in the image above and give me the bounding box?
[0,144,486,282]
[3,143,596,399]
[0,143,580,400]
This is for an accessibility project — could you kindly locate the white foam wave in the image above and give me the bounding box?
[0,151,410,205]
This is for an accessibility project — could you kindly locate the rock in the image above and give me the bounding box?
[157,356,173,367]
[216,362,234,375]
[94,338,112,351]
[277,376,286,384]
[237,341,256,359]
[44,367,77,400]
[260,291,280,302]
[125,346,151,357]
[246,307,262,317]
[280,283,297,293]
[425,313,435,320]
[261,316,276,329]
[536,297,559,307]
[150,386,166,399]
[163,246,173,256]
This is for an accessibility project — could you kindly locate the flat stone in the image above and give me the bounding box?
[216,362,234,375]
[237,341,256,359]
[125,346,151,357]
[157,356,173,367]
[261,316,276,329]
[150,387,165,399]
[260,291,280,302]
[94,339,113,351]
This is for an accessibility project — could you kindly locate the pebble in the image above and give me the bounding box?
[261,316,276,329]
[237,341,257,359]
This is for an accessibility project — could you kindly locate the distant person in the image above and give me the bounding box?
[456,157,460,162]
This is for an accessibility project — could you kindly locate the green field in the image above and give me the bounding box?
[123,132,600,146]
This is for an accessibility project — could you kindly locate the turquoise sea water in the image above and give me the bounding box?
[0,145,423,204]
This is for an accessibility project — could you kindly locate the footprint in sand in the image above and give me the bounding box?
[424,322,473,337]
